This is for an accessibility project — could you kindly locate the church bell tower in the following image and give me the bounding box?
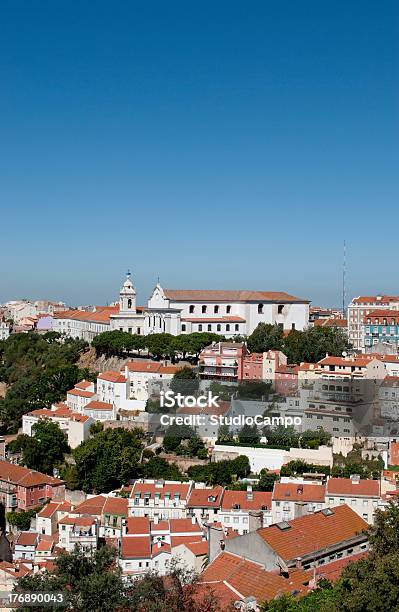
[119,270,136,314]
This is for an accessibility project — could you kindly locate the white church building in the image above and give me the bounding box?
[55,273,310,341]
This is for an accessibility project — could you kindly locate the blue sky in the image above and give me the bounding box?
[0,1,398,307]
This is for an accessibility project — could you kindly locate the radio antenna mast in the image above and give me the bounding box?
[342,240,346,317]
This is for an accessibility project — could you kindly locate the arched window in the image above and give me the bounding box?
[226,324,230,332]
[208,324,212,331]
[198,324,202,331]
[258,304,263,314]
[127,299,132,309]
[235,324,239,331]
[217,324,221,331]
[181,324,186,332]
[189,305,195,313]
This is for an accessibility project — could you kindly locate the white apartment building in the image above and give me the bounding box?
[219,487,272,535]
[36,501,72,536]
[348,295,399,351]
[272,481,326,523]
[22,405,93,449]
[128,480,193,519]
[119,515,204,578]
[124,360,180,402]
[325,476,380,524]
[58,516,99,553]
[186,485,224,526]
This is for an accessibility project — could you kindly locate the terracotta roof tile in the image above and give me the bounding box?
[121,535,151,559]
[258,505,368,562]
[164,290,309,303]
[326,478,380,497]
[187,486,224,508]
[221,490,272,511]
[273,483,326,502]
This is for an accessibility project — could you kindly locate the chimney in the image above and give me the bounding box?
[207,523,224,563]
[153,515,159,525]
[248,510,263,532]
[296,557,302,569]
[157,540,162,549]
[351,474,360,484]
[191,516,196,525]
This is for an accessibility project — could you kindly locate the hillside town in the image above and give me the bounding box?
[1,277,399,610]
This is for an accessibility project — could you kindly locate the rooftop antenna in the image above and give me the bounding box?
[126,269,131,279]
[342,240,346,317]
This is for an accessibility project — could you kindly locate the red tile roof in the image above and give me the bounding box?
[74,380,93,390]
[73,495,107,515]
[273,483,326,502]
[258,505,368,562]
[84,400,114,411]
[326,478,380,497]
[126,360,161,373]
[171,535,203,547]
[187,486,224,508]
[67,388,95,398]
[221,490,272,511]
[181,540,208,556]
[37,501,72,519]
[58,516,96,527]
[125,517,150,535]
[121,535,151,559]
[98,370,127,383]
[130,481,191,500]
[309,551,368,583]
[164,290,309,303]
[16,532,38,547]
[318,356,375,367]
[169,518,202,534]
[198,552,309,603]
[364,309,399,324]
[36,539,54,552]
[102,497,128,516]
[0,460,63,488]
[54,306,119,324]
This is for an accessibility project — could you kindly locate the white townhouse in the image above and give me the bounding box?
[14,532,38,563]
[36,501,72,536]
[119,515,204,578]
[124,360,181,402]
[272,480,326,523]
[22,405,93,449]
[219,487,272,535]
[66,381,96,413]
[325,476,380,524]
[128,480,193,520]
[58,516,99,553]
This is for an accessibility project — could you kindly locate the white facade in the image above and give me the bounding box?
[212,444,333,473]
[22,407,93,449]
[0,320,10,340]
[148,286,309,337]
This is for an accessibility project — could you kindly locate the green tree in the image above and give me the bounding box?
[169,367,199,396]
[247,323,284,353]
[258,468,278,492]
[11,420,69,475]
[73,427,144,493]
[6,508,38,531]
[238,423,261,445]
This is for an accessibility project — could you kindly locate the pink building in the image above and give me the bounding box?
[199,342,248,382]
